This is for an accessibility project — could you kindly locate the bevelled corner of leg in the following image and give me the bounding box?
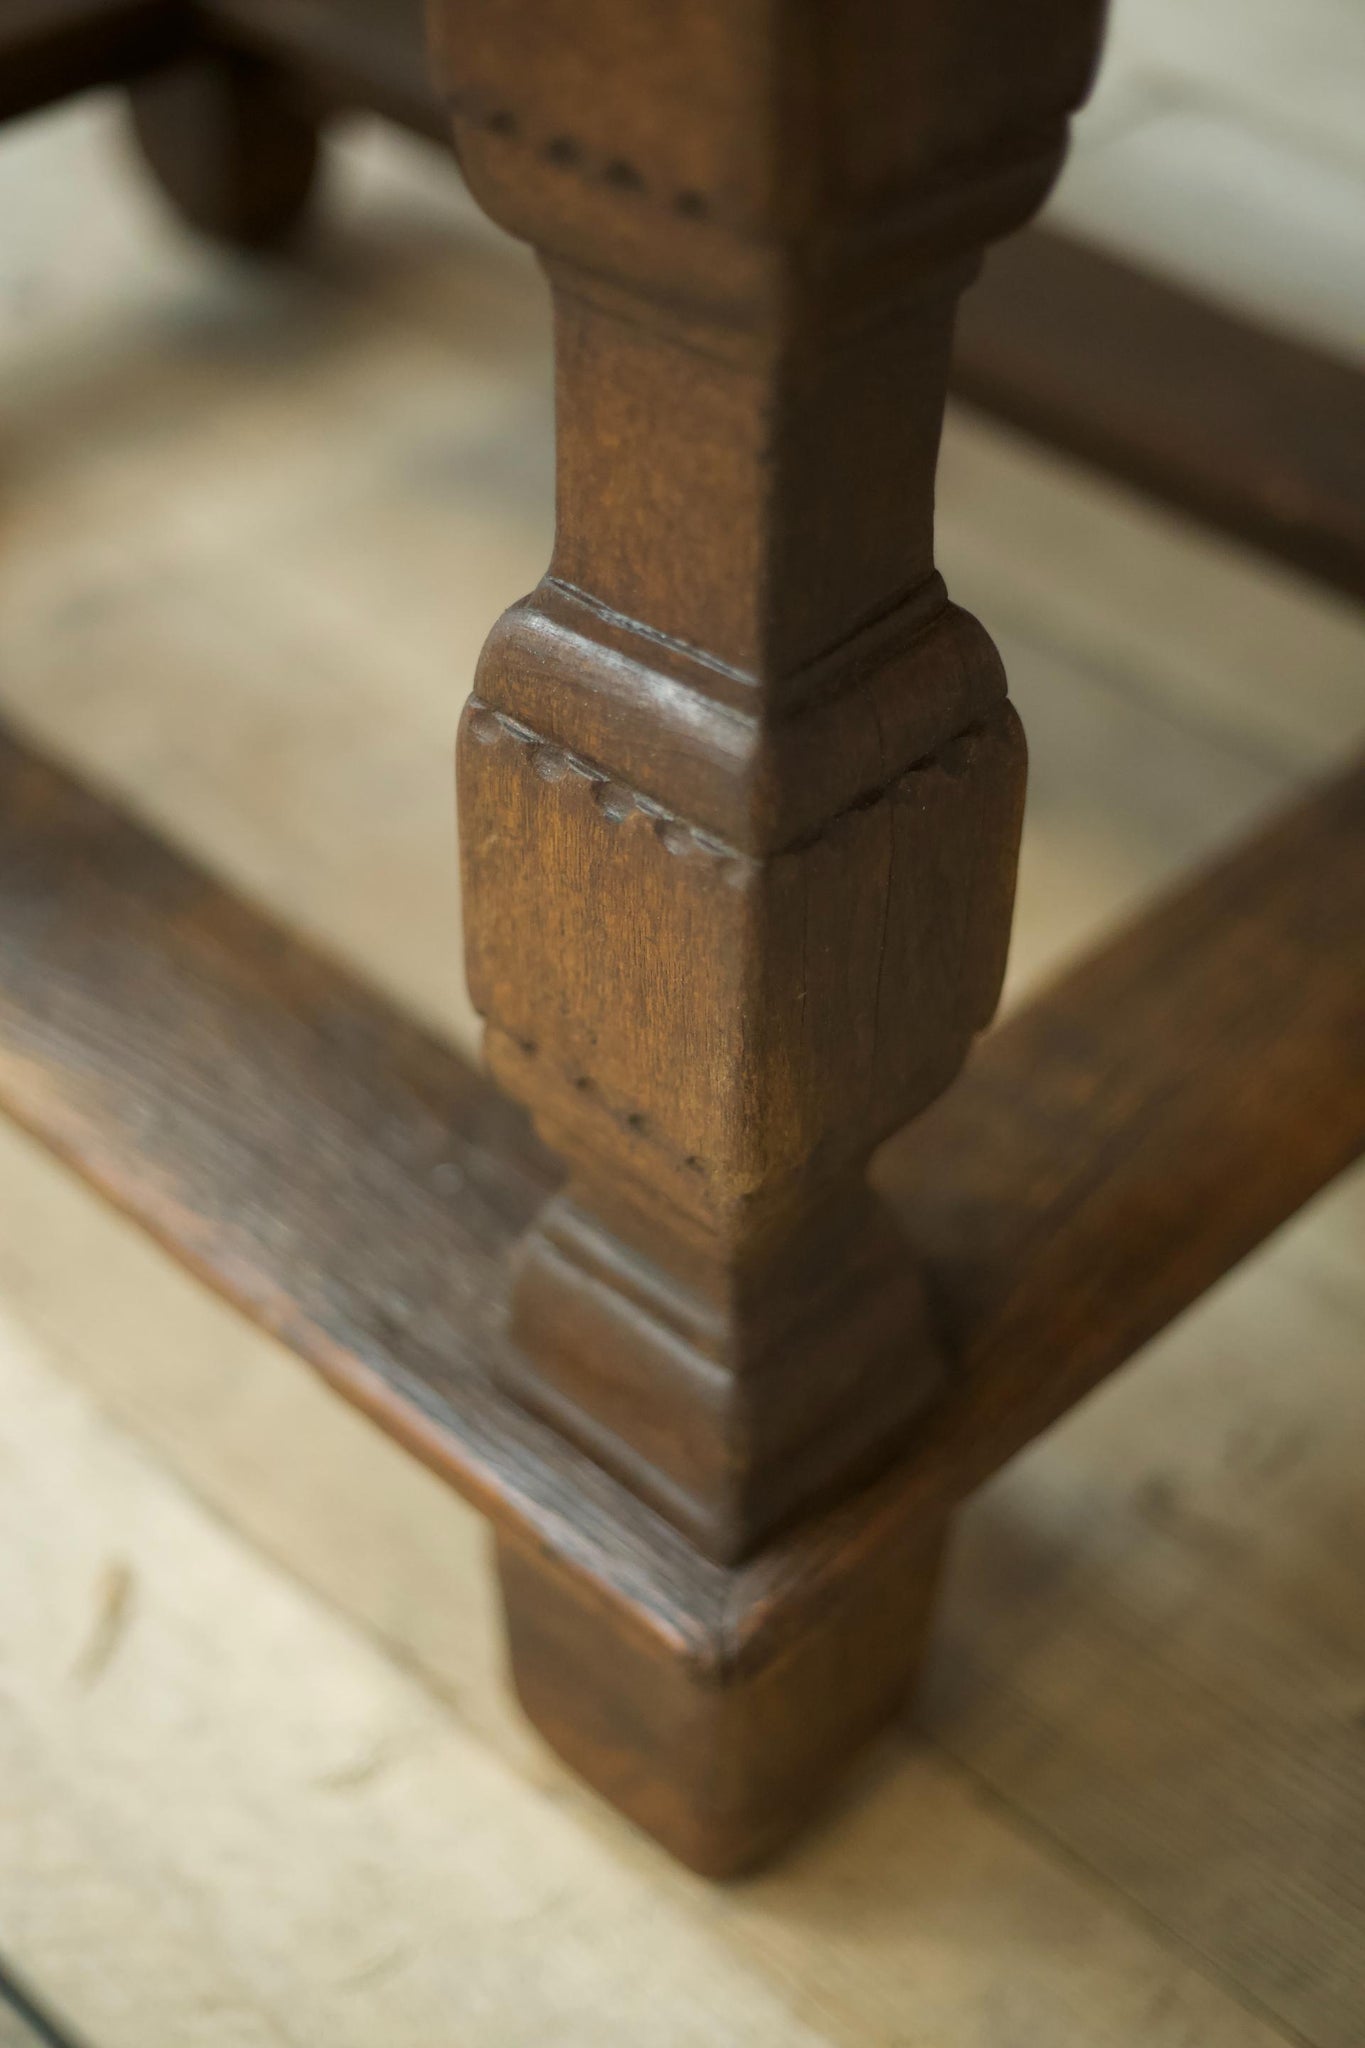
[495,1510,948,1874]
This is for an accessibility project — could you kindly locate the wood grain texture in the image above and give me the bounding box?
[1,718,1360,1671]
[2,68,1361,2001]
[955,225,1365,604]
[115,0,1365,607]
[15,0,1354,602]
[495,1520,951,1875]
[0,1321,842,2048]
[923,1184,1365,2048]
[5,0,1362,1872]
[439,0,1102,1570]
[883,750,1365,1486]
[1,1270,1312,2048]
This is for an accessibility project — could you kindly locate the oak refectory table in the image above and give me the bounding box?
[1,0,1363,1874]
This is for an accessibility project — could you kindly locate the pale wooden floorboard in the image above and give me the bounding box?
[922,1175,1365,2048]
[0,1251,1300,2048]
[0,1301,839,2048]
[1,67,1363,2048]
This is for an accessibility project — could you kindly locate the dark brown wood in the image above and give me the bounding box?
[0,0,184,122]
[176,0,1365,606]
[883,753,1365,1492]
[155,0,1365,604]
[126,46,322,248]
[495,1519,950,1875]
[7,0,1362,1880]
[9,0,1360,600]
[955,226,1365,606]
[437,0,1105,1569]
[2,721,1361,1862]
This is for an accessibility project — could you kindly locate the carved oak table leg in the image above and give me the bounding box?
[430,0,1106,1870]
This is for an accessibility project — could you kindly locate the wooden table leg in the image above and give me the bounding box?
[4,0,1363,1890]
[426,0,1106,1868]
[127,45,322,248]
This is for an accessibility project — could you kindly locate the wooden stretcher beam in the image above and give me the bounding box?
[954,227,1365,607]
[1,720,1361,1676]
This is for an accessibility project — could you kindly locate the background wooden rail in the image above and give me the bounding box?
[1,719,1361,1669]
[14,0,1362,602]
[190,0,1365,603]
[953,230,1365,607]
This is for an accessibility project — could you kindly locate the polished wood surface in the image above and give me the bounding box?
[10,0,1364,595]
[3,58,1364,2013]
[439,0,1101,1577]
[204,0,1365,600]
[3,0,1362,1881]
[432,0,1105,1850]
[2,711,1361,1852]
